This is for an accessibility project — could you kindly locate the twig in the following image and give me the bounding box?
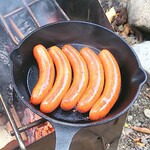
[130,126,150,134]
[144,93,150,99]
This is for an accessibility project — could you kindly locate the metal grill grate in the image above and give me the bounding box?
[0,0,69,45]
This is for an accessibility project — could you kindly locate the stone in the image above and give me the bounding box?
[127,115,133,122]
[118,25,124,32]
[123,128,133,136]
[127,0,150,32]
[132,41,150,85]
[141,137,148,145]
[136,122,142,127]
[144,109,150,119]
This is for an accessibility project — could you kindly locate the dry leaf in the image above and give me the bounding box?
[136,142,145,147]
[124,123,129,128]
[106,7,116,23]
[130,126,150,134]
[124,24,130,34]
[132,138,141,142]
[120,24,130,37]
[144,92,150,99]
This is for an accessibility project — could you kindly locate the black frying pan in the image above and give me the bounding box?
[10,21,147,150]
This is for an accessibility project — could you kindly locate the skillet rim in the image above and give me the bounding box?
[9,20,147,127]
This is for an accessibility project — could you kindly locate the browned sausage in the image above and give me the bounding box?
[30,44,55,105]
[40,46,72,113]
[60,44,88,110]
[77,47,104,113]
[89,49,121,121]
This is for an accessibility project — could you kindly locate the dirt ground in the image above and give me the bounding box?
[117,83,150,150]
[100,0,150,150]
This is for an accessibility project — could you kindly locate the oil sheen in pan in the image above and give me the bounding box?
[26,43,101,123]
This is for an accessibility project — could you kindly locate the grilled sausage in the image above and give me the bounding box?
[89,49,121,121]
[40,46,72,113]
[77,47,104,113]
[30,44,55,105]
[60,44,88,110]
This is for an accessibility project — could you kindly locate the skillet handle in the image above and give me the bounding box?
[51,122,80,150]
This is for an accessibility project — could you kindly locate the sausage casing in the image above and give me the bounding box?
[60,44,88,110]
[77,47,104,113]
[30,44,55,105]
[40,46,72,113]
[89,49,121,121]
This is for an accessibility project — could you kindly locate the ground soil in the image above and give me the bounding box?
[117,83,150,150]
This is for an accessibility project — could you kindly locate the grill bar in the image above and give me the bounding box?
[53,0,70,21]
[1,0,69,46]
[0,15,19,45]
[9,18,25,40]
[10,118,46,136]
[0,94,26,150]
[21,0,41,27]
[4,0,40,18]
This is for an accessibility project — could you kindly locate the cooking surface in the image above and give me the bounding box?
[27,43,102,124]
[0,0,136,150]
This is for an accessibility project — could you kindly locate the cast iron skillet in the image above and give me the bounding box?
[10,21,147,150]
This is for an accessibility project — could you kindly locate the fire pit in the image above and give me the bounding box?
[0,0,146,150]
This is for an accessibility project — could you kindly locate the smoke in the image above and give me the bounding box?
[0,0,65,27]
[0,0,22,15]
[31,0,59,26]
